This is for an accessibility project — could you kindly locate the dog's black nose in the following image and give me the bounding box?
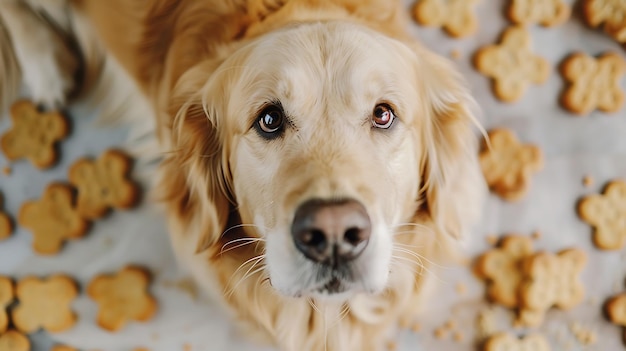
[291,199,371,265]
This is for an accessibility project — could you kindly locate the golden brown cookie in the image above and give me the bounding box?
[68,149,139,219]
[584,0,626,45]
[50,346,77,351]
[508,0,571,27]
[412,0,480,38]
[578,180,626,250]
[0,276,14,334]
[0,330,30,351]
[606,292,626,344]
[87,266,157,331]
[483,332,551,351]
[0,100,69,169]
[473,26,550,102]
[0,193,12,241]
[18,183,89,255]
[475,235,534,308]
[519,248,586,315]
[11,275,78,333]
[560,52,625,115]
[479,129,544,201]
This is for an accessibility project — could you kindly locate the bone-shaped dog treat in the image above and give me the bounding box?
[560,52,625,115]
[87,265,157,332]
[0,193,12,241]
[474,26,550,102]
[0,330,30,351]
[475,235,534,308]
[519,248,586,313]
[11,275,78,333]
[508,0,571,27]
[479,129,544,201]
[0,100,69,169]
[578,180,626,250]
[412,0,480,38]
[0,276,14,334]
[68,149,140,219]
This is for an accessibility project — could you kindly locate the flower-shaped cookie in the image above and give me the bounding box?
[578,180,626,250]
[508,0,571,27]
[0,276,14,334]
[560,52,625,115]
[474,26,550,102]
[0,193,12,241]
[475,235,534,308]
[87,266,157,331]
[606,290,626,344]
[68,149,139,219]
[412,0,480,37]
[584,0,626,44]
[18,183,89,255]
[520,248,586,312]
[11,275,78,333]
[484,332,550,351]
[0,330,30,351]
[0,100,69,169]
[479,129,544,201]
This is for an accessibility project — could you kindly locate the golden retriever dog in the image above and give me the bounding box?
[0,0,485,349]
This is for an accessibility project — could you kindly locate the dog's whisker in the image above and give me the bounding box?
[392,246,453,270]
[225,254,265,292]
[226,261,266,299]
[220,237,266,255]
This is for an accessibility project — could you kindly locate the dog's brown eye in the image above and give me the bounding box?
[372,104,395,129]
[256,105,285,138]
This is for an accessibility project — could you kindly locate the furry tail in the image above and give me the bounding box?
[0,17,21,113]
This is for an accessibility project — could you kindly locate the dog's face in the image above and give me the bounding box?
[184,22,481,301]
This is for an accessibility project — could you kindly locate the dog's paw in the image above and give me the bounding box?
[19,33,78,110]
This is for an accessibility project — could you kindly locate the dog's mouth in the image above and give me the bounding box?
[319,277,345,294]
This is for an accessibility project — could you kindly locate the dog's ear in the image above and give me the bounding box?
[160,62,232,254]
[410,45,486,240]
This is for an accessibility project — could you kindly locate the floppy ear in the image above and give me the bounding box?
[410,45,486,240]
[159,62,232,255]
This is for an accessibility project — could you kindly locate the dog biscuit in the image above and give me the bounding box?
[0,330,30,351]
[412,0,480,38]
[11,275,78,333]
[606,292,626,345]
[519,248,586,313]
[508,0,570,27]
[0,276,13,334]
[584,0,626,44]
[0,100,69,169]
[0,193,12,241]
[578,180,626,250]
[560,52,625,115]
[483,332,551,351]
[474,26,550,102]
[68,149,139,219]
[475,235,534,308]
[50,346,77,351]
[87,265,157,331]
[18,183,89,255]
[479,129,544,201]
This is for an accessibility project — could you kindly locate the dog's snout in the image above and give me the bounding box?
[291,199,371,265]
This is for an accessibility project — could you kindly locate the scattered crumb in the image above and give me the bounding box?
[133,348,150,351]
[450,49,462,59]
[485,235,498,246]
[453,331,464,343]
[569,322,597,345]
[476,308,496,340]
[410,322,421,332]
[398,316,411,329]
[455,283,467,295]
[583,175,594,187]
[443,320,456,330]
[434,327,448,339]
[531,231,542,240]
[386,340,398,351]
[459,256,471,266]
[2,166,10,175]
[183,344,192,351]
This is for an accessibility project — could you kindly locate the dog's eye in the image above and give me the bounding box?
[256,105,285,137]
[372,104,395,129]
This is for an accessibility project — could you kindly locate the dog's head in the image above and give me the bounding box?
[168,22,483,301]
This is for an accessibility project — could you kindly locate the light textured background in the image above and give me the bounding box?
[1,0,625,350]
